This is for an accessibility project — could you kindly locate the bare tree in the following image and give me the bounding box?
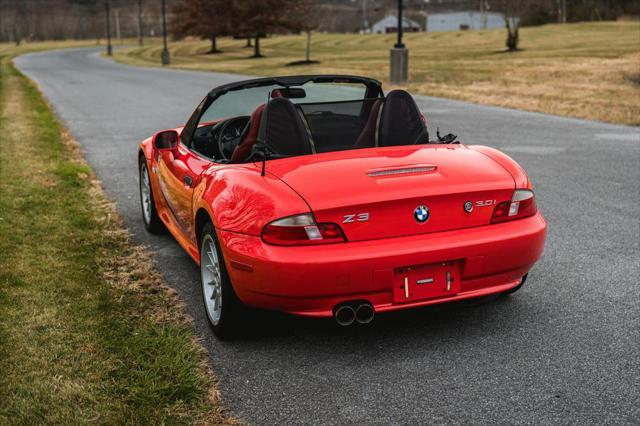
[171,0,230,54]
[0,0,173,43]
[282,0,321,64]
[233,0,303,58]
[490,0,532,51]
[297,0,320,64]
[1,0,636,43]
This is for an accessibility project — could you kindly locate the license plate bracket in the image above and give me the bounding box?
[392,261,461,303]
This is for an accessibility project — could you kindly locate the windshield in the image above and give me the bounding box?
[200,81,368,123]
[181,77,427,163]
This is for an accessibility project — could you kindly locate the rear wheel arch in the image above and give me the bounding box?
[198,220,246,339]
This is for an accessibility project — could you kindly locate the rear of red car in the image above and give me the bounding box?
[217,144,546,322]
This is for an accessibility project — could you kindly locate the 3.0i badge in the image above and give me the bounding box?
[414,205,430,223]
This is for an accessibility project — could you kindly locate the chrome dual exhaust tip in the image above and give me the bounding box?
[334,305,356,326]
[334,302,374,326]
[355,303,374,324]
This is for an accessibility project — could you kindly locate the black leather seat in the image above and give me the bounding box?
[377,90,428,147]
[258,97,314,156]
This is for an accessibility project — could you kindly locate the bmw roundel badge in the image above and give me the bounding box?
[414,205,430,223]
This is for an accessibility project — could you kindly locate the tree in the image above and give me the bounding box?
[490,0,533,51]
[296,0,320,64]
[233,0,303,58]
[171,0,230,54]
[11,0,27,45]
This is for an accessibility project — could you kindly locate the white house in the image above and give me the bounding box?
[371,16,422,34]
[426,11,505,32]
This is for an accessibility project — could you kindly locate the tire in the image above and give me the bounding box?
[199,222,245,339]
[139,158,164,234]
[503,273,528,296]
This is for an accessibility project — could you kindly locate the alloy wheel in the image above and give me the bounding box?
[140,164,152,225]
[201,234,223,325]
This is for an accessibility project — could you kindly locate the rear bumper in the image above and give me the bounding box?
[217,212,547,317]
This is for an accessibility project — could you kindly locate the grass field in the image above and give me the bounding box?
[112,22,640,126]
[0,55,228,423]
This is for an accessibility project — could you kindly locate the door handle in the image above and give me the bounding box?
[183,175,193,187]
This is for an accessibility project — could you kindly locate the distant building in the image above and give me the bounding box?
[426,11,505,32]
[371,16,422,34]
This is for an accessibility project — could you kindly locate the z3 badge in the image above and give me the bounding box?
[343,213,370,223]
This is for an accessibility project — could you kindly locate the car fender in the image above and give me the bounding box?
[138,136,164,207]
[467,145,530,189]
[193,166,311,237]
[138,136,154,164]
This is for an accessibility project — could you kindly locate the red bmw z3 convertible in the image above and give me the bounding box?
[138,75,547,338]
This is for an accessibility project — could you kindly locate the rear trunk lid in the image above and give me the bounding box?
[266,145,515,242]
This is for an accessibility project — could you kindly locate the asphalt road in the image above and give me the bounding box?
[15,48,640,424]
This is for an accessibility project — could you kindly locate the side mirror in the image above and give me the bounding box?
[152,130,179,152]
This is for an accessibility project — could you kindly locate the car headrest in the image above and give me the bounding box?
[258,97,313,157]
[378,90,428,147]
[231,104,265,163]
[354,98,384,148]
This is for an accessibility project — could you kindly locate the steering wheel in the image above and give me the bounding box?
[217,116,249,160]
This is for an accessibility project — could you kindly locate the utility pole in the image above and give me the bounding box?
[105,0,112,56]
[395,0,404,48]
[161,0,170,65]
[480,0,488,29]
[390,0,408,84]
[362,0,369,32]
[137,0,143,46]
[557,0,567,23]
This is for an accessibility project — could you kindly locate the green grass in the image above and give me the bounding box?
[0,56,228,423]
[112,22,640,125]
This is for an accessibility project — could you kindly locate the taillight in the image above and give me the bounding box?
[262,213,346,246]
[491,189,537,224]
